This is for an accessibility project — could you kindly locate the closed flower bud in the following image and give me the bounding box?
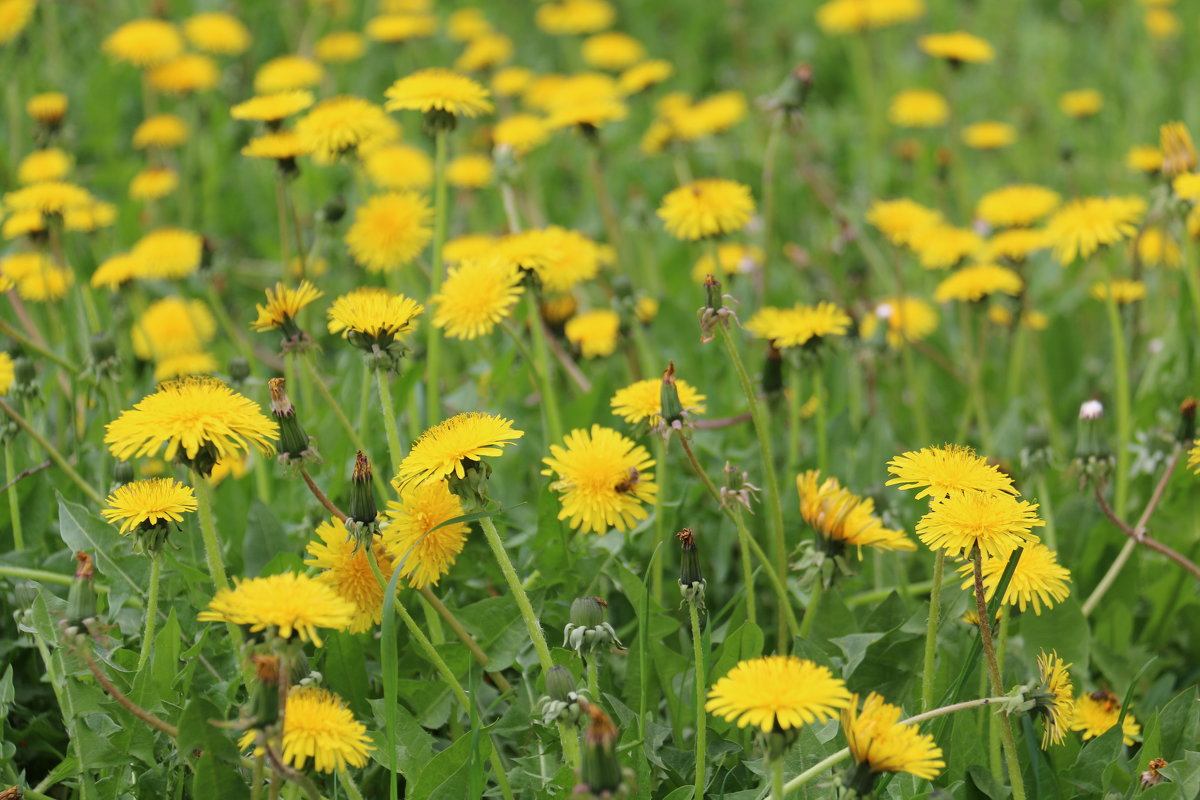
[564,597,622,657]
[659,362,685,428]
[321,194,347,224]
[537,665,587,726]
[677,528,706,608]
[698,276,738,343]
[251,654,282,728]
[268,378,319,467]
[65,552,97,630]
[766,63,813,115]
[112,460,135,486]
[1177,398,1196,444]
[547,665,578,703]
[348,451,379,543]
[761,343,784,397]
[229,356,251,385]
[577,702,628,798]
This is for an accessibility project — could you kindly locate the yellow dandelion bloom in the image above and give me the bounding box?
[956,541,1070,614]
[1046,196,1146,264]
[0,0,34,45]
[976,185,1060,228]
[582,31,645,71]
[381,480,469,588]
[843,693,945,781]
[130,296,216,361]
[154,352,218,381]
[394,412,523,489]
[2,209,43,240]
[274,687,373,773]
[101,478,197,535]
[443,233,496,264]
[344,192,433,273]
[934,263,1022,303]
[454,32,513,72]
[542,425,657,534]
[746,302,851,348]
[910,224,985,270]
[867,198,942,248]
[611,377,707,426]
[798,471,916,552]
[920,30,993,62]
[252,281,323,333]
[888,89,949,128]
[183,12,251,56]
[707,655,851,732]
[1090,279,1146,305]
[4,181,92,216]
[105,377,279,468]
[984,228,1052,262]
[230,91,315,123]
[493,114,551,156]
[690,242,763,282]
[327,287,424,344]
[366,13,437,42]
[619,59,673,95]
[431,256,524,340]
[133,114,190,149]
[816,0,926,34]
[917,489,1044,559]
[448,7,491,41]
[0,352,13,395]
[1,251,51,282]
[130,166,179,201]
[315,31,366,63]
[1133,227,1181,268]
[1070,691,1140,745]
[860,297,939,348]
[17,149,71,185]
[198,572,354,646]
[64,200,116,233]
[536,0,616,35]
[1188,440,1200,474]
[130,227,204,280]
[446,153,494,189]
[103,18,184,68]
[384,68,494,118]
[886,444,1016,500]
[1059,89,1103,118]
[1126,145,1162,174]
[492,66,535,98]
[254,55,325,94]
[565,309,621,358]
[16,265,74,302]
[1033,651,1074,748]
[1172,173,1200,202]
[241,131,313,161]
[1159,121,1196,176]
[305,518,394,633]
[657,179,754,241]
[26,92,67,126]
[147,54,220,94]
[496,227,603,293]
[296,96,394,163]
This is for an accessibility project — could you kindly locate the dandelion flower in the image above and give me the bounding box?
[183,12,251,55]
[888,89,949,128]
[276,687,373,773]
[706,655,851,732]
[535,0,616,36]
[910,224,985,269]
[133,114,190,149]
[241,131,313,162]
[984,228,1052,262]
[105,377,279,472]
[1069,691,1140,745]
[365,13,437,43]
[691,243,763,282]
[867,198,942,247]
[493,114,551,156]
[130,297,216,361]
[957,541,1070,614]
[231,91,315,123]
[362,143,434,190]
[815,0,926,34]
[611,378,706,426]
[0,0,34,45]
[394,412,523,489]
[496,227,603,293]
[384,68,494,119]
[747,302,851,348]
[619,59,673,95]
[16,265,74,302]
[542,425,657,534]
[0,352,13,395]
[454,32,513,72]
[305,518,394,633]
[443,234,496,264]
[448,7,491,40]
[1160,121,1197,176]
[887,444,1016,500]
[155,352,218,381]
[1032,651,1074,748]
[252,281,323,333]
[327,287,424,346]
[198,572,354,646]
[344,192,433,272]
[17,149,71,185]
[962,121,1017,150]
[130,227,204,279]
[1059,89,1103,118]
[4,181,92,216]
[492,66,535,97]
[103,18,184,68]
[431,256,524,340]
[147,54,220,94]
[130,166,179,201]
[1172,173,1200,202]
[917,489,1043,559]
[381,480,469,588]
[976,185,1060,228]
[1188,440,1200,474]
[582,31,645,71]
[1046,196,1145,264]
[919,31,993,63]
[446,153,493,189]
[657,179,754,241]
[565,309,621,358]
[101,478,197,535]
[1090,279,1146,305]
[314,31,366,63]
[798,471,916,553]
[843,693,945,784]
[296,96,394,163]
[934,263,1022,303]
[254,55,325,94]
[2,210,44,240]
[859,297,939,347]
[1126,145,1163,174]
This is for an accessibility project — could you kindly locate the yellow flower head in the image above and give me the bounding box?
[1069,690,1140,745]
[496,227,603,293]
[344,192,433,272]
[130,296,216,361]
[241,131,313,161]
[611,377,707,426]
[919,31,994,63]
[0,0,34,45]
[454,32,513,72]
[431,256,524,340]
[691,243,763,282]
[199,573,354,646]
[843,693,945,781]
[2,209,44,240]
[147,54,220,94]
[1090,279,1146,305]
[1032,651,1074,748]
[544,80,629,131]
[888,89,949,128]
[103,18,184,68]
[984,228,1052,262]
[183,12,251,55]
[26,92,68,126]
[657,179,754,241]
[315,31,366,63]
[231,91,315,123]
[1059,89,1103,118]
[1172,173,1200,202]
[274,687,373,773]
[957,541,1070,614]
[154,352,217,382]
[494,114,551,156]
[797,471,916,553]
[64,200,116,234]
[1159,121,1197,176]
[365,13,437,42]
[394,412,524,489]
[327,287,424,347]
[105,377,279,471]
[130,166,179,201]
[867,198,942,247]
[909,224,985,270]
[1045,196,1145,264]
[17,149,71,185]
[446,153,494,189]
[887,444,1016,500]
[0,352,13,395]
[297,96,394,163]
[917,489,1044,559]
[816,0,926,35]
[860,297,939,348]
[443,233,497,264]
[101,478,197,535]
[542,425,657,534]
[382,480,469,588]
[536,0,617,35]
[492,66,536,98]
[384,68,494,119]
[133,114,190,149]
[582,31,645,71]
[747,301,852,348]
[1132,227,1179,267]
[14,264,74,302]
[706,655,852,732]
[619,59,673,95]
[448,7,491,41]
[130,227,204,279]
[934,263,1022,303]
[252,281,323,334]
[4,181,92,216]
[976,185,1061,228]
[305,518,394,633]
[254,55,325,94]
[565,309,621,358]
[1188,440,1200,474]
[362,144,434,190]
[1125,145,1163,174]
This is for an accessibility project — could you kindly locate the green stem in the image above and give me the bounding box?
[300,353,388,495]
[586,139,625,272]
[0,317,75,373]
[653,437,668,606]
[5,442,24,550]
[0,564,104,589]
[194,477,229,591]
[734,508,757,626]
[921,551,946,712]
[0,398,103,506]
[760,113,785,299]
[1103,288,1131,517]
[1034,474,1057,551]
[797,574,823,639]
[690,601,707,800]
[813,366,828,474]
[716,324,788,652]
[251,755,265,800]
[375,369,404,474]
[771,758,784,800]
[586,658,600,701]
[338,768,366,800]
[502,316,563,444]
[137,555,161,671]
[901,341,931,445]
[426,128,449,427]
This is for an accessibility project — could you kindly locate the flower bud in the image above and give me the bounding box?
[564,597,622,657]
[65,552,97,630]
[321,194,347,224]
[229,356,251,385]
[251,654,282,728]
[720,462,761,514]
[703,275,723,313]
[1177,397,1196,444]
[546,665,578,703]
[1161,121,1197,177]
[659,362,685,428]
[269,378,319,467]
[766,63,813,115]
[348,451,379,539]
[577,702,626,797]
[677,528,706,608]
[112,460,135,486]
[537,665,587,726]
[761,343,784,397]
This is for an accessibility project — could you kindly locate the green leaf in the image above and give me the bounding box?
[57,494,147,602]
[965,763,1011,799]
[323,630,369,719]
[192,751,247,797]
[1019,595,1089,676]
[1157,686,1199,761]
[1159,751,1200,800]
[177,697,239,764]
[1065,726,1123,794]
[408,729,493,800]
[242,499,288,577]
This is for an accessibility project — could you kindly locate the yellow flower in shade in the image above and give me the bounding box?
[315,31,366,63]
[17,149,71,184]
[105,377,279,469]
[448,7,491,41]
[276,687,373,773]
[1144,7,1179,38]
[0,0,34,45]
[362,144,434,190]
[746,302,852,348]
[1070,691,1140,745]
[344,192,433,273]
[4,181,92,216]
[327,287,424,345]
[919,31,993,63]
[1045,196,1145,264]
[230,91,315,123]
[815,0,926,34]
[860,297,939,348]
[917,489,1044,559]
[619,59,673,95]
[432,256,524,340]
[961,121,1016,150]
[154,352,217,381]
[15,265,73,301]
[2,210,43,240]
[1173,173,1200,202]
[254,55,325,94]
[365,13,437,42]
[381,481,469,588]
[241,132,313,161]
[541,293,579,326]
[956,541,1070,614]
[305,518,394,633]
[1090,279,1146,305]
[492,66,535,98]
[565,309,621,358]
[131,227,204,279]
[26,92,68,126]
[886,444,1016,500]
[446,153,493,189]
[1059,89,1103,118]
[1032,651,1074,748]
[582,32,645,71]
[394,412,523,489]
[657,179,754,241]
[133,114,189,149]
[611,377,706,426]
[183,12,251,55]
[384,68,494,119]
[1126,145,1163,174]
[690,243,763,282]
[909,224,984,269]
[798,471,916,553]
[296,96,394,163]
[443,234,496,264]
[706,655,852,732]
[535,0,616,35]
[198,572,354,646]
[454,32,513,72]
[101,478,197,535]
[493,114,550,156]
[984,228,1052,262]
[887,89,949,128]
[1159,121,1197,176]
[1133,227,1180,268]
[131,296,217,361]
[496,227,603,293]
[103,18,184,67]
[0,352,13,395]
[934,263,1022,303]
[147,54,220,94]
[843,693,945,784]
[130,166,179,201]
[252,281,323,333]
[542,425,657,534]
[977,185,1060,228]
[867,198,942,247]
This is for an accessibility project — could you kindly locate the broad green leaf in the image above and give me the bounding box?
[242,499,288,577]
[409,729,494,800]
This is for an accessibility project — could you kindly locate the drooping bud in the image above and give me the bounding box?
[564,597,622,657]
[348,451,379,542]
[677,528,706,608]
[576,702,627,798]
[698,275,738,343]
[1177,397,1196,444]
[269,378,319,467]
[64,552,97,630]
